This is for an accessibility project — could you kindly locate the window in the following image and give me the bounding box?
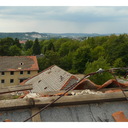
[1,79,5,83]
[20,71,23,75]
[10,79,14,83]
[20,79,24,83]
[10,71,14,75]
[27,71,31,74]
[1,72,5,75]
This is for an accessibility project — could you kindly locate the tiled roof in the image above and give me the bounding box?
[0,56,39,71]
[21,65,78,93]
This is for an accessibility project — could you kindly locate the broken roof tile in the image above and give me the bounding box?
[112,111,128,122]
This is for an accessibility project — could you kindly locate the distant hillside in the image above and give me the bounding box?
[0,32,111,40]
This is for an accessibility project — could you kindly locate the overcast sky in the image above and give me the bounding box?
[0,6,128,34]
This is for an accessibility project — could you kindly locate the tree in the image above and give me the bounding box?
[72,46,91,73]
[14,38,21,48]
[9,45,22,56]
[25,48,33,55]
[0,37,14,56]
[24,40,33,50]
[32,38,41,55]
[85,57,113,85]
[59,41,79,57]
[60,52,75,71]
[91,46,105,60]
[113,58,125,68]
[37,51,60,71]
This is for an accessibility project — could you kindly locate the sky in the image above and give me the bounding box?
[0,1,128,34]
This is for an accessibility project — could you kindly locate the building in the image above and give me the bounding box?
[0,56,39,87]
[21,65,78,93]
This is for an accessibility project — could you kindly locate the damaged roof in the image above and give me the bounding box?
[73,78,128,90]
[0,56,39,71]
[21,65,78,93]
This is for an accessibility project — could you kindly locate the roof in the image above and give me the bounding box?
[19,40,27,44]
[21,65,78,93]
[73,78,128,90]
[0,56,39,71]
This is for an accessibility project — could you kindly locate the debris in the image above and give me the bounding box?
[105,89,122,93]
[23,93,40,99]
[3,119,12,122]
[71,89,103,96]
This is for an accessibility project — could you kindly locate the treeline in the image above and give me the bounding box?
[0,34,128,84]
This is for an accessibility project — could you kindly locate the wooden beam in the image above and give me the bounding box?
[31,108,41,122]
[0,85,33,94]
[0,91,128,111]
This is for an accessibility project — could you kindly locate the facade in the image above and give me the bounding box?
[0,56,39,87]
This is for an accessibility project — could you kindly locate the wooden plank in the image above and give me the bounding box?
[0,91,128,110]
[0,85,33,94]
[31,108,41,122]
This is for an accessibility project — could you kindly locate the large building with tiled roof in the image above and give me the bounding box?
[0,56,39,87]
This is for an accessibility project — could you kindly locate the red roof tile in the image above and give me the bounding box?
[112,111,128,122]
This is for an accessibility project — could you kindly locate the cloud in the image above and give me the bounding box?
[0,6,128,33]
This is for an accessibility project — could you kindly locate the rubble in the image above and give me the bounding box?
[71,89,103,96]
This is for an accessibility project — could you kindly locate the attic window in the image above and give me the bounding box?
[19,62,24,65]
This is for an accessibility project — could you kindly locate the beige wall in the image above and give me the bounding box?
[0,70,38,87]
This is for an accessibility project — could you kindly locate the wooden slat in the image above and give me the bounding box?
[0,85,33,94]
[0,91,128,110]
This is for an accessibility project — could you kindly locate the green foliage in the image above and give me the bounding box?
[32,38,41,55]
[0,37,22,56]
[60,52,75,71]
[37,51,60,71]
[91,46,105,60]
[14,38,21,48]
[25,48,33,55]
[24,40,33,50]
[85,57,113,85]
[0,34,128,77]
[72,46,91,73]
[40,39,55,54]
[113,58,125,68]
[9,45,22,56]
[59,41,79,57]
